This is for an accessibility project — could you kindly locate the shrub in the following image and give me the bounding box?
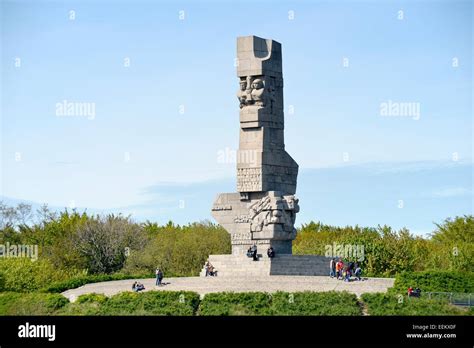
[293,215,474,276]
[42,273,153,293]
[271,291,361,316]
[100,291,199,316]
[361,293,469,316]
[57,293,107,316]
[199,292,273,316]
[122,221,230,277]
[199,291,361,316]
[0,258,76,292]
[392,271,474,293]
[0,292,69,315]
[76,293,108,304]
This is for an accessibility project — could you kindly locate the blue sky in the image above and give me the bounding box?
[1,0,472,235]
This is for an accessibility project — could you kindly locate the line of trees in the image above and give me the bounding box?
[0,202,472,285]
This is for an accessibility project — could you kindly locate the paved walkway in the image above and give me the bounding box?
[62,276,395,301]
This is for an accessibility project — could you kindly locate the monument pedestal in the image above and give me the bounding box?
[200,254,331,277]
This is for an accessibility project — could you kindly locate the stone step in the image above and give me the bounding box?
[202,254,334,277]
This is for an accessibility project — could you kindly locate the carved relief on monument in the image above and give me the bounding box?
[248,193,300,234]
[236,167,262,192]
[237,75,276,110]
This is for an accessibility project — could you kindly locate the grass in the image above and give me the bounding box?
[361,293,470,316]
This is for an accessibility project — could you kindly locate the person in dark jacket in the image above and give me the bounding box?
[250,244,258,261]
[267,246,275,258]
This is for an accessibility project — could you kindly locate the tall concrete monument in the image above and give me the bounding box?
[212,35,299,256]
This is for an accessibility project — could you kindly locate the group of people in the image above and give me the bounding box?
[132,281,145,292]
[204,261,217,276]
[130,267,164,291]
[407,287,422,297]
[246,245,275,261]
[329,258,362,282]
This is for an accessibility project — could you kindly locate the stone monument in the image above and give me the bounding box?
[212,35,299,256]
[202,36,329,277]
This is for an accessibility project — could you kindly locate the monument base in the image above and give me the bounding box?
[200,254,331,277]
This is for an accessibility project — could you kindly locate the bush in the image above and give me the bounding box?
[293,215,474,277]
[76,293,108,304]
[57,293,107,316]
[122,221,230,277]
[392,271,474,293]
[0,292,69,315]
[361,293,469,316]
[100,291,199,316]
[42,273,153,293]
[199,292,273,316]
[0,258,76,292]
[271,291,361,316]
[198,291,361,316]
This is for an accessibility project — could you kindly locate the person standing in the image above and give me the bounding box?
[336,259,344,279]
[156,268,163,286]
[329,258,336,278]
[158,269,164,285]
[205,261,210,277]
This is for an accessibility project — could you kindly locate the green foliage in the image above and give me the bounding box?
[271,291,361,316]
[361,293,469,316]
[392,271,474,293]
[293,216,474,277]
[1,200,472,292]
[0,290,470,316]
[0,292,69,315]
[74,215,147,274]
[42,273,153,293]
[57,293,108,315]
[122,221,230,277]
[0,258,78,292]
[428,216,474,271]
[100,291,199,316]
[0,290,199,316]
[199,292,273,316]
[198,291,361,316]
[76,293,108,304]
